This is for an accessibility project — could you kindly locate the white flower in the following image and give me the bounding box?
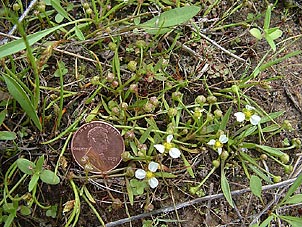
[135,162,159,188]
[234,105,261,125]
[154,135,181,159]
[207,134,228,155]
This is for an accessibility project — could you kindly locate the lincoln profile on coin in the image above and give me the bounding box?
[84,126,110,170]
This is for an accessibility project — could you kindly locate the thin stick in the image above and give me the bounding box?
[0,0,39,45]
[189,27,246,62]
[104,177,297,227]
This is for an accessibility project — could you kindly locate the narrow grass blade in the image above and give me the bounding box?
[2,74,42,131]
[279,215,302,227]
[280,173,302,205]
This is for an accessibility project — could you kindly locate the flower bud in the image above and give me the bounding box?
[127,61,137,72]
[90,76,100,85]
[214,109,223,118]
[273,176,281,183]
[138,144,147,153]
[189,186,199,195]
[86,8,93,15]
[168,108,177,117]
[136,40,146,48]
[207,95,217,104]
[37,3,46,12]
[106,72,115,82]
[280,154,290,164]
[231,85,239,93]
[13,3,21,11]
[172,91,182,101]
[120,102,128,110]
[121,152,132,162]
[220,151,229,160]
[195,95,206,105]
[193,107,203,119]
[112,198,122,209]
[206,113,214,121]
[83,2,90,9]
[260,154,268,160]
[292,138,301,148]
[212,159,220,168]
[283,120,293,131]
[149,96,159,107]
[284,165,293,174]
[125,166,135,177]
[111,107,120,115]
[111,80,119,88]
[125,130,135,140]
[143,102,154,113]
[108,42,117,51]
[129,83,138,93]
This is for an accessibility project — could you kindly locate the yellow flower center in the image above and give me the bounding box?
[164,142,173,151]
[243,110,253,120]
[214,141,223,149]
[146,171,154,179]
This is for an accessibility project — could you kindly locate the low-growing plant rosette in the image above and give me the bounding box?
[154,135,181,159]
[234,105,261,126]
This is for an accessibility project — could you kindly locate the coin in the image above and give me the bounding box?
[71,121,125,174]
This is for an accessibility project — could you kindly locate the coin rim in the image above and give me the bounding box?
[71,121,125,174]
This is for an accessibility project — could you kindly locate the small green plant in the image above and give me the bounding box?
[249,4,283,52]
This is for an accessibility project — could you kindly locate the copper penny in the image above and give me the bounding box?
[71,121,124,174]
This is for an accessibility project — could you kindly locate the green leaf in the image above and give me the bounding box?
[130,179,147,195]
[126,178,134,206]
[280,173,302,205]
[269,29,282,40]
[182,153,194,178]
[155,172,177,178]
[55,14,64,23]
[261,124,280,133]
[248,164,273,184]
[139,126,152,144]
[51,0,72,21]
[83,185,96,203]
[36,155,44,172]
[255,144,284,157]
[221,170,234,208]
[139,6,201,34]
[2,74,42,130]
[0,131,17,140]
[17,158,36,175]
[279,215,302,227]
[250,28,262,40]
[264,4,272,30]
[40,169,60,185]
[75,26,85,41]
[0,109,7,125]
[264,33,276,52]
[259,215,274,227]
[219,107,232,131]
[46,205,58,218]
[260,111,284,124]
[28,173,39,192]
[282,194,302,205]
[250,175,262,199]
[20,205,31,216]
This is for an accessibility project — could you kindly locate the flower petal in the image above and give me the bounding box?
[234,112,245,122]
[148,177,159,188]
[148,161,159,172]
[250,115,261,125]
[169,148,181,159]
[219,134,228,144]
[217,148,222,155]
[245,105,255,110]
[154,144,165,153]
[207,139,216,146]
[166,135,173,143]
[135,169,146,179]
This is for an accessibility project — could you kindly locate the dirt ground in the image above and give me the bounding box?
[1,1,302,227]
